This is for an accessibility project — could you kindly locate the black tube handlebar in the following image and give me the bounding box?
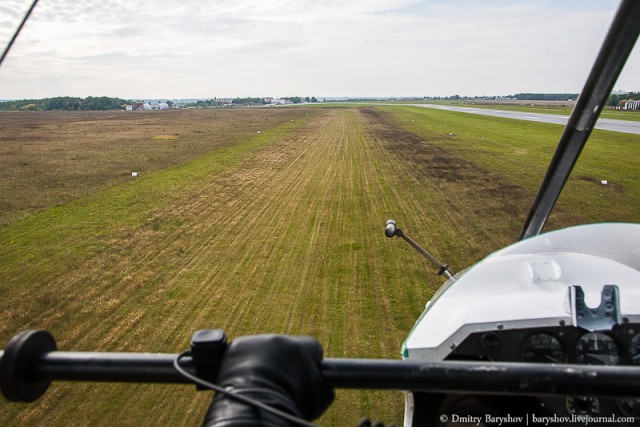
[3,330,640,404]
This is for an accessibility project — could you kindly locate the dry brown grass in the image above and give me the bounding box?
[0,108,310,226]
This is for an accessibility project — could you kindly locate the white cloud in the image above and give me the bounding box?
[0,0,636,98]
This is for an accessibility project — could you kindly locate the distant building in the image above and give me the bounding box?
[131,101,167,111]
[270,98,291,105]
[623,100,640,110]
[152,102,169,110]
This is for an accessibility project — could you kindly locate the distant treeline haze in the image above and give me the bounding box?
[0,96,320,111]
[1,93,637,111]
[0,96,129,111]
[512,93,579,101]
[512,92,640,105]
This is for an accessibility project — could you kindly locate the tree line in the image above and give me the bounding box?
[512,93,579,101]
[607,92,640,107]
[184,97,318,108]
[511,92,640,106]
[0,96,129,111]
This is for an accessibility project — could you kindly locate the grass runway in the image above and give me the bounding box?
[0,106,638,425]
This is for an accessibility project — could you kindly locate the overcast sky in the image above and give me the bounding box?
[0,0,638,99]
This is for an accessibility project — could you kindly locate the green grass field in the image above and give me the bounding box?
[0,106,639,426]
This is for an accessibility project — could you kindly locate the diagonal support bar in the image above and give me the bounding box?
[520,0,640,240]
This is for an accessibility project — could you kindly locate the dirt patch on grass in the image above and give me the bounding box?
[361,108,528,215]
[576,175,626,193]
[359,107,586,239]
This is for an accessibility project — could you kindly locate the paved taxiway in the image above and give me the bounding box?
[406,104,640,135]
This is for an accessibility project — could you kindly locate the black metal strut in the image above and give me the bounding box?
[520,0,640,240]
[0,0,39,68]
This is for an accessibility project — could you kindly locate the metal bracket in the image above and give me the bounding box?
[570,285,621,331]
[385,220,454,279]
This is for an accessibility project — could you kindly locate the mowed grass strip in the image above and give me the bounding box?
[1,108,437,425]
[0,114,314,424]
